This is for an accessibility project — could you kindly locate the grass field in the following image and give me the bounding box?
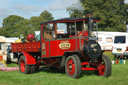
[0,52,128,85]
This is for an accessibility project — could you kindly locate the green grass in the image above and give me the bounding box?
[104,51,114,61]
[7,63,18,67]
[0,52,128,85]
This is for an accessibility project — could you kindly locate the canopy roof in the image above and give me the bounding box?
[40,17,99,25]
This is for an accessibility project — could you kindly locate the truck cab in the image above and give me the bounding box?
[40,18,89,58]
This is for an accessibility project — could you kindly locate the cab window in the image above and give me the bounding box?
[43,24,55,40]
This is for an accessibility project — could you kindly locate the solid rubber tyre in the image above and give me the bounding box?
[19,55,31,74]
[65,55,81,78]
[96,55,112,77]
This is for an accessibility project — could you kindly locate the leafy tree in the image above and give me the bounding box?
[29,16,45,31]
[67,0,128,32]
[13,19,31,37]
[40,10,53,21]
[0,10,54,37]
[3,15,24,27]
[1,15,25,37]
[0,27,6,36]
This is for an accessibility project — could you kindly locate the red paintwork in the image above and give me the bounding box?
[11,41,40,52]
[27,34,35,42]
[23,52,36,65]
[20,60,25,72]
[44,39,78,57]
[97,64,105,76]
[81,62,89,66]
[82,67,97,71]
[81,62,103,71]
[67,59,75,76]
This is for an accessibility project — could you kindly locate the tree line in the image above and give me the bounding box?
[0,10,53,37]
[67,0,128,32]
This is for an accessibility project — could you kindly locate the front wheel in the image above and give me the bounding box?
[65,55,81,78]
[96,55,112,77]
[19,55,31,74]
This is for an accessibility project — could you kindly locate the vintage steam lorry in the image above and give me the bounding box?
[11,15,111,78]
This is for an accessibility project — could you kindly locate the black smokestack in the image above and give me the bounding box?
[87,13,93,37]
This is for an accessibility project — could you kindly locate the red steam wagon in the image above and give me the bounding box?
[11,15,111,78]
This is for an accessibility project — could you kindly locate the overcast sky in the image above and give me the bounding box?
[0,0,128,27]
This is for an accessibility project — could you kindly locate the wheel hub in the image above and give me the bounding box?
[20,60,25,72]
[97,64,105,76]
[67,59,75,76]
[69,64,72,70]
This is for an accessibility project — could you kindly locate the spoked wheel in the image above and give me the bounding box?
[19,55,31,74]
[65,55,81,78]
[96,55,111,77]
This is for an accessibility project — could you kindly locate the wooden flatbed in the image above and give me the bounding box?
[11,41,40,52]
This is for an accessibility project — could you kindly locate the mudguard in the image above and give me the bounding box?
[22,52,36,65]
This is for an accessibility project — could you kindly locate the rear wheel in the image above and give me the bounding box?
[96,55,111,77]
[31,65,36,73]
[65,55,81,78]
[19,55,31,74]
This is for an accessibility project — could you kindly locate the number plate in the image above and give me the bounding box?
[117,49,122,52]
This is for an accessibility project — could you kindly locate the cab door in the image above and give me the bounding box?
[41,24,47,58]
[41,23,55,58]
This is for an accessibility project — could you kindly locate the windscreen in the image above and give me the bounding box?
[114,36,126,43]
